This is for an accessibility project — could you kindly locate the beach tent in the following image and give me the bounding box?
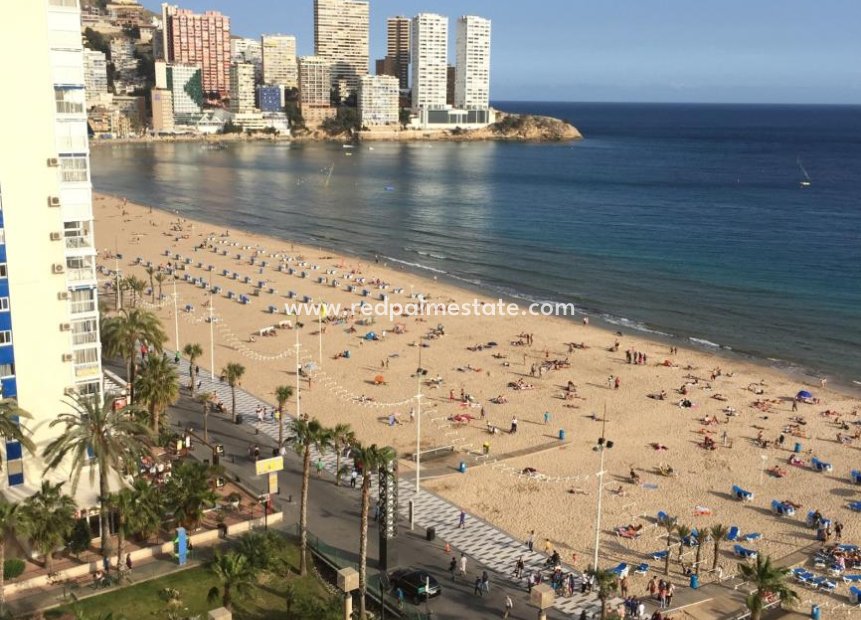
[797,390,813,400]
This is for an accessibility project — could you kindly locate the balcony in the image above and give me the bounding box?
[65,235,93,250]
[48,0,79,7]
[74,362,101,379]
[66,267,96,283]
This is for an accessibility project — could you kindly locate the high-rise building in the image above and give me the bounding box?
[0,0,104,502]
[165,63,204,117]
[446,65,456,106]
[386,16,410,90]
[257,85,284,113]
[358,75,399,126]
[161,3,231,97]
[262,35,298,89]
[230,37,262,83]
[110,37,141,92]
[83,49,108,106]
[313,0,369,97]
[229,63,256,114]
[410,13,448,111]
[151,88,175,133]
[455,15,491,110]
[298,56,334,125]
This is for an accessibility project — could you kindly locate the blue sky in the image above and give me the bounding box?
[143,0,861,104]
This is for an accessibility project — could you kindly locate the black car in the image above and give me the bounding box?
[389,568,442,603]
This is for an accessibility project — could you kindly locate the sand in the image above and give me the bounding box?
[93,193,860,590]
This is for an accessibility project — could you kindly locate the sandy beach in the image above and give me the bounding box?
[94,193,860,592]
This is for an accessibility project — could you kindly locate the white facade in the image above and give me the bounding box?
[0,0,103,504]
[411,13,448,111]
[109,37,141,92]
[229,63,256,114]
[167,63,203,116]
[358,75,399,126]
[314,0,369,97]
[455,15,491,110]
[230,37,262,83]
[298,56,331,109]
[261,34,297,89]
[83,49,108,106]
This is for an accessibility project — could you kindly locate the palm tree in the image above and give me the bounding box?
[0,398,35,471]
[207,549,256,610]
[694,528,709,576]
[222,362,245,423]
[154,271,166,301]
[675,524,692,564]
[737,555,799,620]
[145,266,155,302]
[101,308,167,401]
[164,460,219,529]
[106,489,134,581]
[126,276,146,308]
[43,394,153,567]
[195,391,215,443]
[0,500,20,615]
[123,478,162,543]
[274,385,293,449]
[183,343,204,395]
[19,481,76,572]
[287,418,332,576]
[352,442,396,619]
[134,353,179,433]
[661,516,678,576]
[330,423,355,486]
[710,523,730,571]
[586,567,618,620]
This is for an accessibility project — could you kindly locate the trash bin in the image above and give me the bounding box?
[458,461,467,473]
[426,526,436,541]
[559,429,566,441]
[811,604,821,620]
[690,574,699,589]
[235,415,243,425]
[794,442,802,453]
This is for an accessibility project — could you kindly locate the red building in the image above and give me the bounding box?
[161,4,231,97]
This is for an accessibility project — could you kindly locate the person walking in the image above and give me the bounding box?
[395,587,404,609]
[474,576,483,596]
[513,556,525,578]
[481,570,490,595]
[350,469,358,488]
[458,510,466,529]
[503,595,514,618]
[666,581,675,607]
[449,556,457,581]
[459,553,468,577]
[527,530,535,551]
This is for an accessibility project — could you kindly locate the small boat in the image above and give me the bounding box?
[342,144,354,149]
[798,157,812,188]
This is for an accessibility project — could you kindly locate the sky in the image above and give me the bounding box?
[143,0,861,104]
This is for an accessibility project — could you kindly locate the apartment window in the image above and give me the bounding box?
[72,319,98,346]
[0,331,10,346]
[59,156,88,183]
[0,230,5,244]
[6,455,23,487]
[74,347,99,365]
[0,297,8,312]
[0,363,14,377]
[0,264,6,278]
[70,288,96,314]
[54,87,85,114]
[77,380,101,399]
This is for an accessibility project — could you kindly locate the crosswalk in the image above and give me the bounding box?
[167,357,617,617]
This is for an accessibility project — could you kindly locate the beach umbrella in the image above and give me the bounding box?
[797,390,813,399]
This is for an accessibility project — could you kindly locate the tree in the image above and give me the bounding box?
[0,500,20,615]
[586,567,618,620]
[0,398,35,472]
[183,343,204,395]
[106,489,136,582]
[236,530,281,571]
[123,478,162,543]
[134,353,179,433]
[661,516,678,576]
[222,363,245,423]
[274,385,293,449]
[154,272,166,301]
[287,418,332,576]
[43,394,153,568]
[694,529,709,576]
[206,549,256,610]
[352,442,396,619]
[19,481,76,573]
[83,27,110,56]
[163,460,219,529]
[101,308,168,401]
[330,423,355,486]
[710,523,730,571]
[195,391,215,443]
[675,524,692,564]
[737,555,799,620]
[67,518,92,558]
[125,276,146,308]
[145,266,155,302]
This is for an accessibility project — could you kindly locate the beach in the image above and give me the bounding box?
[94,192,861,587]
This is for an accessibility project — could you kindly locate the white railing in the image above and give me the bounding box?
[74,362,100,379]
[48,0,79,8]
[66,267,96,282]
[65,235,92,249]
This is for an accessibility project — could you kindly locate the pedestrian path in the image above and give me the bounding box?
[172,357,616,617]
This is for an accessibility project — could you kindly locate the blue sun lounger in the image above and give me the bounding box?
[849,502,861,512]
[726,526,740,541]
[839,544,860,553]
[732,485,753,501]
[743,532,762,542]
[611,563,628,577]
[842,574,861,583]
[851,586,861,604]
[812,457,833,472]
[651,550,668,561]
[734,545,757,559]
[771,500,796,516]
[852,470,861,484]
[635,563,649,575]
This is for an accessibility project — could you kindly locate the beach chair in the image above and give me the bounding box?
[820,579,837,593]
[610,563,628,577]
[849,502,861,512]
[851,470,861,484]
[793,568,813,584]
[743,532,762,542]
[732,485,753,501]
[651,550,668,561]
[771,500,794,517]
[811,457,833,472]
[829,564,845,577]
[635,563,649,575]
[852,586,861,604]
[726,526,740,541]
[733,545,757,559]
[839,544,860,553]
[657,511,669,524]
[841,574,861,583]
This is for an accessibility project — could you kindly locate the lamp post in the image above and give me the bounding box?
[337,567,359,620]
[592,410,613,571]
[415,345,423,497]
[172,274,180,352]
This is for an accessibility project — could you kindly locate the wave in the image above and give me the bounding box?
[383,256,447,275]
[601,314,669,337]
[688,337,730,350]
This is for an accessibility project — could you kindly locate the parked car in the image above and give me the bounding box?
[389,568,442,603]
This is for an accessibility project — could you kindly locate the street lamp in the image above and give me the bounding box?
[337,567,359,620]
[592,411,614,571]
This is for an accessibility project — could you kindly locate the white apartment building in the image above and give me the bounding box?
[358,75,399,126]
[109,37,140,91]
[314,0,369,97]
[411,13,448,111]
[83,49,108,106]
[455,15,491,110]
[298,56,331,109]
[261,34,297,89]
[166,63,204,116]
[229,63,256,114]
[0,0,104,504]
[230,37,262,83]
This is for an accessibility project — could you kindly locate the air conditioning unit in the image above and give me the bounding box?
[48,196,61,207]
[57,291,70,301]
[47,157,59,167]
[59,323,71,331]
[50,232,62,241]
[52,264,65,274]
[63,386,76,396]
[61,354,74,362]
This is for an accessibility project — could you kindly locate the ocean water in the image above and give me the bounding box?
[90,102,861,385]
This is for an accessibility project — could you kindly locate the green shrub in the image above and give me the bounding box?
[3,558,25,580]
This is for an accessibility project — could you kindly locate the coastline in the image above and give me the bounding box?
[94,191,860,578]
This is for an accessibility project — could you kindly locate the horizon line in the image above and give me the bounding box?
[491,99,861,107]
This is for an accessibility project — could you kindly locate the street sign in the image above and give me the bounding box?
[268,471,278,494]
[255,456,284,475]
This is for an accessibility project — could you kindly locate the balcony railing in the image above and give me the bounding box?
[72,331,99,346]
[48,0,79,7]
[70,301,97,315]
[65,235,93,249]
[74,362,101,379]
[67,267,96,282]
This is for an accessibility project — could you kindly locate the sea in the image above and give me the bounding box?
[90,102,861,387]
